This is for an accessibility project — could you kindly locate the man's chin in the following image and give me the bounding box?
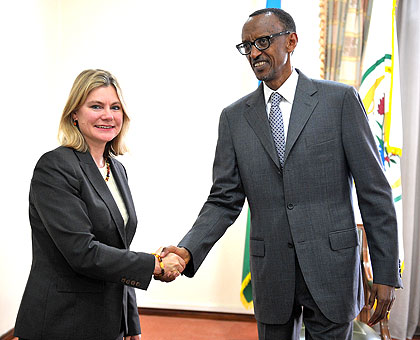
[253,71,268,82]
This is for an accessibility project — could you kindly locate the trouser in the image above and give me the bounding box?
[20,335,125,340]
[20,317,127,340]
[257,256,353,340]
[20,333,125,340]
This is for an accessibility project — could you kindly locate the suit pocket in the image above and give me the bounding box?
[305,137,337,149]
[57,276,104,293]
[305,138,337,162]
[250,238,265,257]
[329,228,359,250]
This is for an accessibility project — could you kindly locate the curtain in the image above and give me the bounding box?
[319,0,372,87]
[389,0,420,338]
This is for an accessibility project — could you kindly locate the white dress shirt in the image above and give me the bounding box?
[263,68,299,139]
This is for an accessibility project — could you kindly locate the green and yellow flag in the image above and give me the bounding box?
[240,209,253,309]
[359,0,404,272]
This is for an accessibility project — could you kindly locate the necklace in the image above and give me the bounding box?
[105,158,111,182]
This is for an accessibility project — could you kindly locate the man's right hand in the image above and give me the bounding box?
[161,246,191,265]
[153,248,186,282]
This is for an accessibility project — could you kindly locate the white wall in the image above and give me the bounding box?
[0,0,320,334]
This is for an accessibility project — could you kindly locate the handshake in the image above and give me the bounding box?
[152,246,190,282]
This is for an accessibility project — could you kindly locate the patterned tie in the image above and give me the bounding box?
[269,92,286,166]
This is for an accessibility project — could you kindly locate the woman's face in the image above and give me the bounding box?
[73,86,123,152]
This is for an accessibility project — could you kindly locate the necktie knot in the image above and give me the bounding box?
[271,92,282,107]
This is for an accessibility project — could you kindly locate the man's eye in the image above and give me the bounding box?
[258,37,268,45]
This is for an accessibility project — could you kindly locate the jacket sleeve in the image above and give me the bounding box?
[30,150,155,289]
[179,110,246,277]
[341,87,402,288]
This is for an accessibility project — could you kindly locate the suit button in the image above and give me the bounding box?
[131,280,136,286]
[121,278,126,283]
[287,203,294,210]
[136,282,140,287]
[288,242,294,248]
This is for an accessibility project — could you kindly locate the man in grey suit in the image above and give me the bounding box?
[161,8,402,339]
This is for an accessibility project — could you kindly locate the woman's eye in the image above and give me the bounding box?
[111,105,121,111]
[90,105,101,109]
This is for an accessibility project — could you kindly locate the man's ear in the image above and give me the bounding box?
[287,32,298,53]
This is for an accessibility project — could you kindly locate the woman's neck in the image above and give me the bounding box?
[90,147,106,168]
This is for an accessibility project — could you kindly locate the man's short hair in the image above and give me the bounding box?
[249,8,296,33]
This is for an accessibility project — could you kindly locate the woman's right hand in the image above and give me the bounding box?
[153,250,186,282]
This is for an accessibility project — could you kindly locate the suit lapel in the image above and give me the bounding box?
[75,151,128,248]
[284,70,319,163]
[244,84,281,170]
[109,158,137,246]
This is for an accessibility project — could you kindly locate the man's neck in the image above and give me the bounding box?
[265,67,293,91]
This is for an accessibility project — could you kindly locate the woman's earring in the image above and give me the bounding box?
[73,120,78,127]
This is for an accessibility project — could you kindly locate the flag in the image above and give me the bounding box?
[359,0,404,272]
[240,209,253,308]
[240,0,282,310]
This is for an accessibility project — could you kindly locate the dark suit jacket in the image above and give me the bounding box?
[179,70,402,324]
[14,146,155,340]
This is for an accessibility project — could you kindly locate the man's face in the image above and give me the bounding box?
[241,13,296,89]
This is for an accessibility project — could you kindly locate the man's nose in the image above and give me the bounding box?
[250,44,262,59]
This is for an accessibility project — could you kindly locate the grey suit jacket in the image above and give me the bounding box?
[14,147,155,340]
[179,70,402,324]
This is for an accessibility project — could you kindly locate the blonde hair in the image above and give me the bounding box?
[58,69,130,156]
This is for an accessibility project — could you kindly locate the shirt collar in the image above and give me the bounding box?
[263,68,299,105]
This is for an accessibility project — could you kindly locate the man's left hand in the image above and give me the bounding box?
[125,335,140,340]
[366,283,395,326]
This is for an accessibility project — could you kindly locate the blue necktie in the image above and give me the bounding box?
[269,92,286,166]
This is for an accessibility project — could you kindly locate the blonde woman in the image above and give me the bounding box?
[14,69,185,340]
